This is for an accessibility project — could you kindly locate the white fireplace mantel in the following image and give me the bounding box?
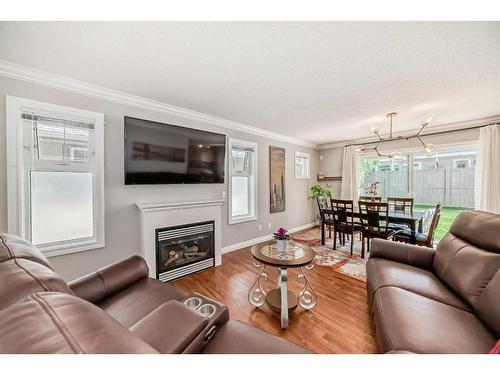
[136,199,224,278]
[136,199,224,213]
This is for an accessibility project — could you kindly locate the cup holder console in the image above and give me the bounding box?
[184,297,202,309]
[183,294,220,319]
[198,304,216,318]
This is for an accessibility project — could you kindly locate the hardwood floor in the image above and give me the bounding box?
[172,235,377,354]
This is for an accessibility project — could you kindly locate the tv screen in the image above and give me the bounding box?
[124,117,226,184]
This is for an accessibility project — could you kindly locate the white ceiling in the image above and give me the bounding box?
[1,22,499,145]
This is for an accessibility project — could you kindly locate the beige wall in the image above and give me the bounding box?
[0,76,319,280]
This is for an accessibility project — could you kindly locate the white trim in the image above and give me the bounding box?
[228,138,258,225]
[136,199,224,213]
[0,59,316,149]
[6,95,105,257]
[221,222,318,254]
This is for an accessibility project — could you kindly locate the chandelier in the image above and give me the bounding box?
[354,112,434,159]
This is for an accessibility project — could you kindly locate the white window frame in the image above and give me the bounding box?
[6,96,105,257]
[295,151,311,179]
[228,138,257,224]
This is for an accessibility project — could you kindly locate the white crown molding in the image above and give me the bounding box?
[0,59,317,149]
[317,115,500,150]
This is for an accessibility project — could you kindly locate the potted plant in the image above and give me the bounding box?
[308,184,332,201]
[273,227,291,253]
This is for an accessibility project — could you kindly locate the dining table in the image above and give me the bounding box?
[320,208,425,245]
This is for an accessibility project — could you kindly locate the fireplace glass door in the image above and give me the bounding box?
[156,221,214,280]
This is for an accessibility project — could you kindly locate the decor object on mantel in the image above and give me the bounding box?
[273,227,291,253]
[317,174,342,181]
[354,112,435,159]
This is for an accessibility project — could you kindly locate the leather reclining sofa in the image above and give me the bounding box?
[367,210,500,353]
[0,233,311,354]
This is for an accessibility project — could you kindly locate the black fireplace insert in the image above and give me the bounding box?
[155,220,215,281]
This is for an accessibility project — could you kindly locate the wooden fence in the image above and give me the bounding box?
[362,167,475,208]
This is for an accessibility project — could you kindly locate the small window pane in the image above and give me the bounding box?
[31,171,94,245]
[231,148,251,175]
[231,176,249,216]
[35,122,90,163]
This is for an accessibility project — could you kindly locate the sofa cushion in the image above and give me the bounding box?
[447,210,500,254]
[0,292,157,354]
[0,258,73,311]
[0,233,52,268]
[372,286,496,353]
[434,233,500,311]
[367,258,470,312]
[98,277,187,327]
[474,269,500,336]
[201,320,312,354]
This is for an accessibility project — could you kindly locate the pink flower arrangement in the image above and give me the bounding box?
[273,227,290,240]
[362,182,381,197]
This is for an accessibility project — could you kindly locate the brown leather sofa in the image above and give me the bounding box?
[0,233,311,354]
[367,210,500,353]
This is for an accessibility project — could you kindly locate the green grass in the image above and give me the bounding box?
[414,204,472,241]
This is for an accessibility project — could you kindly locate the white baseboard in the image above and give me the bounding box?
[221,221,318,254]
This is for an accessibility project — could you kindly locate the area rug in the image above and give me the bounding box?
[292,227,367,282]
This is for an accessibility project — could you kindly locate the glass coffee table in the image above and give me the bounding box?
[248,241,317,329]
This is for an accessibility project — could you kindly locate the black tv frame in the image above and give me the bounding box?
[124,116,226,185]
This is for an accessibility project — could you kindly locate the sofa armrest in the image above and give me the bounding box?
[370,238,435,270]
[130,300,209,354]
[69,255,149,304]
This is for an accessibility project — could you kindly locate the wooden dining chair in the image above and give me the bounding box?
[316,196,334,239]
[387,197,414,214]
[394,204,442,248]
[359,195,382,202]
[358,201,400,258]
[330,199,362,255]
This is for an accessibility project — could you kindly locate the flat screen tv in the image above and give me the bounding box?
[124,116,226,184]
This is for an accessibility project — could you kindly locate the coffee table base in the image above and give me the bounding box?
[265,289,298,312]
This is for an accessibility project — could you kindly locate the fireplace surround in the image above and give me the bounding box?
[136,199,223,279]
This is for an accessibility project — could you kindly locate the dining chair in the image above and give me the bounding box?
[330,199,362,256]
[387,197,414,231]
[358,201,400,258]
[394,204,442,248]
[387,197,414,214]
[316,196,334,239]
[359,195,382,202]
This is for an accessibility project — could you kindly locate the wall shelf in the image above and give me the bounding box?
[317,175,342,181]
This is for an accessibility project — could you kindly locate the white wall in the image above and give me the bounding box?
[0,76,319,280]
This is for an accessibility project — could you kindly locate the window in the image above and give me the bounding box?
[6,96,105,257]
[359,156,409,200]
[295,151,310,179]
[413,162,422,170]
[228,138,257,224]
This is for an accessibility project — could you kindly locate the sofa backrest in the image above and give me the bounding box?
[0,292,158,353]
[433,211,500,335]
[0,233,72,311]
